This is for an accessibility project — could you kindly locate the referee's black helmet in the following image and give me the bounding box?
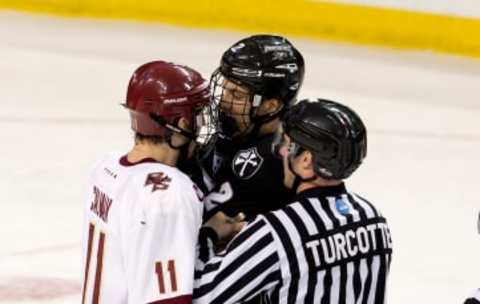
[283,98,367,180]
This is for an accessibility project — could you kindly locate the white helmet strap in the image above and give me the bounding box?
[252,94,263,107]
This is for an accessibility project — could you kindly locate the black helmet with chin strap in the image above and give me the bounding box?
[283,98,367,180]
[211,34,305,135]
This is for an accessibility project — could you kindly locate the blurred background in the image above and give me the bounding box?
[0,1,479,303]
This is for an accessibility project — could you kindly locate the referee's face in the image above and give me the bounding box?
[279,134,316,191]
[279,135,295,189]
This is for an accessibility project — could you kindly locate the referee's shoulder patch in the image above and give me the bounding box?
[335,198,350,215]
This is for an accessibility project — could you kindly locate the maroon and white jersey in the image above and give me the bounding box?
[81,152,203,304]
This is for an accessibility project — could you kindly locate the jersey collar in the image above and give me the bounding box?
[119,155,158,167]
[295,182,347,199]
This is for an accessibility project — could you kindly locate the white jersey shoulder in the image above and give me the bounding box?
[88,151,201,217]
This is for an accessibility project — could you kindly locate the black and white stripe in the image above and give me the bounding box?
[194,186,392,304]
[194,217,282,304]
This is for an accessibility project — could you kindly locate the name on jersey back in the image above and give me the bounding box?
[90,186,113,223]
[305,218,392,269]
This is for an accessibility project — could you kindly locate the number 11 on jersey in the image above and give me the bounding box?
[82,223,106,304]
[155,260,178,294]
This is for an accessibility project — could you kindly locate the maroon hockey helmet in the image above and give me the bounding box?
[124,61,212,139]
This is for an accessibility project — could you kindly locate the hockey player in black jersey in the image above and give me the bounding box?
[193,98,392,304]
[197,34,305,220]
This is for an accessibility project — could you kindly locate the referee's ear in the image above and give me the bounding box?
[299,150,315,175]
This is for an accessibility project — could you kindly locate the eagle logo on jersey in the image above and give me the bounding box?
[145,172,172,192]
[232,147,264,179]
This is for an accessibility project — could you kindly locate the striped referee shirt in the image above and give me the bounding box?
[465,289,480,304]
[193,183,392,304]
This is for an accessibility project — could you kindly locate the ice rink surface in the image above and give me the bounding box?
[0,11,479,303]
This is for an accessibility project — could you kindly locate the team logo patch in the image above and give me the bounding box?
[232,147,264,179]
[145,172,172,192]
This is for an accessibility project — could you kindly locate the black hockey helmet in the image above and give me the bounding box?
[282,98,367,180]
[211,35,305,133]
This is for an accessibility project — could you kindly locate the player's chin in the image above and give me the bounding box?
[227,115,251,133]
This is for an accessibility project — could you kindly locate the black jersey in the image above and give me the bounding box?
[196,133,293,220]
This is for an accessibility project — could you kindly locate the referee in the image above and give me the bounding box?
[465,290,480,304]
[193,98,393,304]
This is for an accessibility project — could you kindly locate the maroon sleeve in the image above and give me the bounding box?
[148,294,192,304]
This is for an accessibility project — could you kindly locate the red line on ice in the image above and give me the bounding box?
[0,277,80,300]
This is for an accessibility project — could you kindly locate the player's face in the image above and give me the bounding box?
[219,79,252,133]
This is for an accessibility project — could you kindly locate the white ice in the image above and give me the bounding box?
[0,11,479,304]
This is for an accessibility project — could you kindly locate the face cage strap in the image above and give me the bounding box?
[149,113,194,150]
[248,95,285,138]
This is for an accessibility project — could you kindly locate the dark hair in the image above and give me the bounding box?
[134,132,165,145]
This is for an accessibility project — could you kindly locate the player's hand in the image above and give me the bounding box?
[205,211,246,242]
